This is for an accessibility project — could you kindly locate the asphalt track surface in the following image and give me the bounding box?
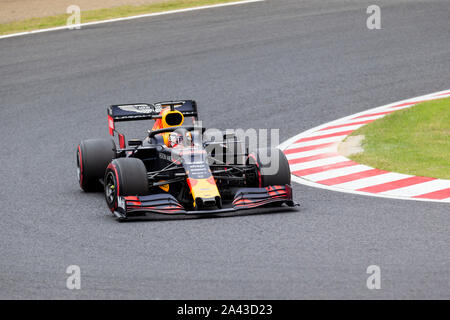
[0,0,449,299]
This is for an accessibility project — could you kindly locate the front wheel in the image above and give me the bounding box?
[104,158,149,212]
[247,147,291,187]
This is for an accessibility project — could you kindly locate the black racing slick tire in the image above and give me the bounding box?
[77,138,116,192]
[247,147,291,187]
[104,158,149,212]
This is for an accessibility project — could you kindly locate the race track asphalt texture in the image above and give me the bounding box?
[0,0,449,299]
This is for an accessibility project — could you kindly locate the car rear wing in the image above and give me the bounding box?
[107,100,198,135]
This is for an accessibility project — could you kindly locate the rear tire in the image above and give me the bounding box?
[77,139,116,192]
[104,158,149,212]
[247,148,291,187]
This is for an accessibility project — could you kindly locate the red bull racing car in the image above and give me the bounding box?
[76,100,295,220]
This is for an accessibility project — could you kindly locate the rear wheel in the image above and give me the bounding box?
[104,158,149,212]
[77,139,116,192]
[247,148,291,187]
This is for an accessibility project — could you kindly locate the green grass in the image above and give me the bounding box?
[347,97,450,179]
[0,0,242,36]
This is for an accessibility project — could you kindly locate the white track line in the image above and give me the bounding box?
[341,114,385,123]
[279,89,450,203]
[0,0,264,40]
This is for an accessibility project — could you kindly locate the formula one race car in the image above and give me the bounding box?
[76,100,295,220]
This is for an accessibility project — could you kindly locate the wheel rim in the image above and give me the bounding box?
[105,171,117,206]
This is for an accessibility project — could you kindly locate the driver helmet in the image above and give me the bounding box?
[168,130,194,148]
[168,132,183,147]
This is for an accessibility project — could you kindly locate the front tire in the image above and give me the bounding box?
[104,158,149,212]
[247,147,291,187]
[77,139,116,192]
